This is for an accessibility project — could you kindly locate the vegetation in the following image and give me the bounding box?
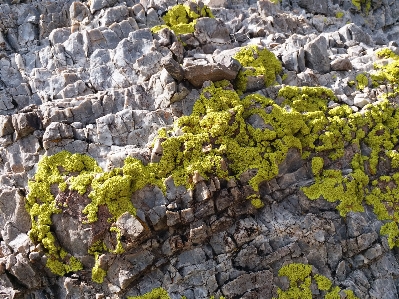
[275,263,359,299]
[151,3,213,35]
[233,46,282,94]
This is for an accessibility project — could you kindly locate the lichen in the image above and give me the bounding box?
[27,42,399,286]
[128,287,171,299]
[356,73,368,90]
[275,263,359,299]
[233,46,282,94]
[352,0,372,13]
[335,11,344,18]
[372,48,399,98]
[151,3,214,35]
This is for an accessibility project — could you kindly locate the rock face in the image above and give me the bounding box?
[1,0,399,298]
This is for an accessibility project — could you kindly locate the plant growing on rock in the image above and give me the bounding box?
[275,263,359,299]
[233,45,282,94]
[151,3,213,35]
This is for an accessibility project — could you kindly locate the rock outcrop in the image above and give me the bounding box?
[1,0,399,298]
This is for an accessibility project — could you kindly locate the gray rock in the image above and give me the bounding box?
[116,212,146,245]
[184,63,238,88]
[339,23,372,45]
[304,35,330,74]
[233,218,259,247]
[161,56,184,81]
[194,18,230,45]
[42,122,74,149]
[7,253,41,289]
[370,278,398,299]
[353,93,371,108]
[0,115,13,137]
[11,112,41,140]
[89,0,118,13]
[107,250,154,289]
[331,57,353,71]
[221,270,273,297]
[298,0,328,15]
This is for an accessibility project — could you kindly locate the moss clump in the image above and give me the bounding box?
[128,288,171,299]
[26,151,140,282]
[356,73,368,90]
[275,263,359,299]
[92,253,107,284]
[335,11,344,18]
[151,3,213,35]
[352,0,372,13]
[233,46,282,94]
[372,48,399,98]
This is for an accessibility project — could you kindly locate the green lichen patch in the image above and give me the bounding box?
[128,288,171,299]
[352,0,372,14]
[275,263,359,299]
[355,73,369,90]
[26,151,141,281]
[151,3,213,35]
[233,46,282,94]
[372,48,399,98]
[335,11,344,18]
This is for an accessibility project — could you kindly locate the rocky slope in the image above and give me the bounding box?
[1,0,399,298]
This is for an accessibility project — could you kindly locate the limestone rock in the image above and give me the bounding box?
[304,35,330,74]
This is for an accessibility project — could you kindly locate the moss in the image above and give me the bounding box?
[335,11,344,18]
[352,0,372,13]
[314,274,332,291]
[233,46,282,94]
[92,253,107,284]
[372,48,399,98]
[356,73,368,90]
[380,222,399,248]
[127,288,171,299]
[151,3,213,35]
[275,263,359,299]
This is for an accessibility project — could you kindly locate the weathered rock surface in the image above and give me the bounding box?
[0,0,399,298]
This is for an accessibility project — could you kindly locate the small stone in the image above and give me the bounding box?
[353,94,371,108]
[330,57,353,71]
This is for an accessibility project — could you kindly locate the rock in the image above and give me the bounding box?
[298,0,328,15]
[42,122,74,149]
[353,93,371,108]
[184,63,238,88]
[0,115,13,137]
[330,57,352,71]
[304,35,330,74]
[89,0,118,13]
[339,23,372,45]
[221,270,273,297]
[107,250,154,289]
[233,218,259,247]
[11,112,41,140]
[115,212,146,244]
[162,55,184,81]
[7,253,41,289]
[370,278,398,299]
[194,18,230,45]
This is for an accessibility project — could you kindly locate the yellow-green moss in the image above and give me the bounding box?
[335,11,344,18]
[233,46,282,94]
[151,4,213,35]
[356,73,368,90]
[372,48,399,98]
[128,288,171,299]
[92,253,107,284]
[275,263,359,299]
[352,0,372,13]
